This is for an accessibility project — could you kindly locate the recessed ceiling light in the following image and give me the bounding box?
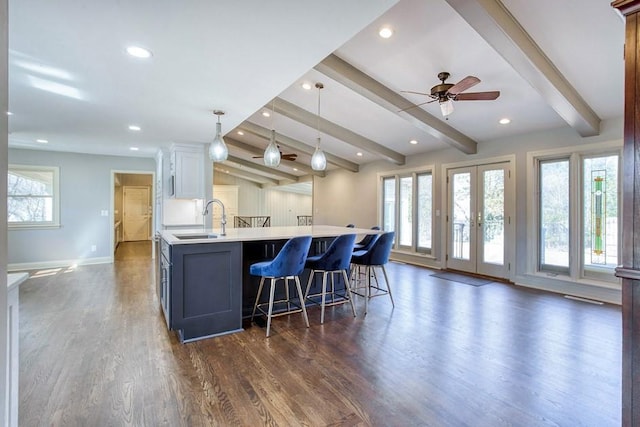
[130,147,139,151]
[36,139,48,144]
[499,118,511,125]
[379,27,394,39]
[293,168,298,171]
[262,111,271,117]
[126,46,152,58]
[409,139,418,145]
[6,111,13,116]
[128,125,141,131]
[301,82,312,90]
[237,130,244,136]
[356,152,363,157]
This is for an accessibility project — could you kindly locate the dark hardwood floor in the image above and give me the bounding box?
[19,241,621,426]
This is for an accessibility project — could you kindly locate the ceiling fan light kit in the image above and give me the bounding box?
[401,71,500,117]
[311,82,327,171]
[209,110,229,162]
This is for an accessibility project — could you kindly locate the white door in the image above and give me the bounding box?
[123,186,151,241]
[447,163,510,278]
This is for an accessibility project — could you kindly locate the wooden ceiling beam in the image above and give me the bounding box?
[273,97,405,165]
[213,164,278,186]
[225,155,298,182]
[315,54,478,154]
[238,121,359,172]
[225,135,326,177]
[444,0,600,136]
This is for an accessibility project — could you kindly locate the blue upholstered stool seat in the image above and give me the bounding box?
[350,231,395,314]
[250,235,312,337]
[303,234,357,324]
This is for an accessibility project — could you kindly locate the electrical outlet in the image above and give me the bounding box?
[91,245,97,252]
[101,210,108,216]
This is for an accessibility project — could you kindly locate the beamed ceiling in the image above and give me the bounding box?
[7,0,624,186]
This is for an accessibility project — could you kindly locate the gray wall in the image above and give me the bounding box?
[8,148,155,268]
[313,118,624,302]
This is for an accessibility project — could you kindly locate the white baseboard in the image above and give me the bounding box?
[514,274,621,305]
[8,256,113,272]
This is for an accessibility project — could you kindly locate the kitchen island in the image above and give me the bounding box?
[160,225,378,342]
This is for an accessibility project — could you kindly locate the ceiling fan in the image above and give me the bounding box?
[401,72,500,117]
[253,146,298,161]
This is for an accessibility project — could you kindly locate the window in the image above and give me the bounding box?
[417,173,432,252]
[8,165,60,228]
[533,148,620,281]
[380,169,433,254]
[382,177,396,234]
[539,159,570,273]
[399,176,412,247]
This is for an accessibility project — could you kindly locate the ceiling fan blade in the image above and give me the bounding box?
[454,91,500,101]
[400,90,431,96]
[252,155,265,159]
[282,154,298,161]
[448,75,480,95]
[397,99,437,113]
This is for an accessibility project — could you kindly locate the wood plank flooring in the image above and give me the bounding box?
[19,242,621,426]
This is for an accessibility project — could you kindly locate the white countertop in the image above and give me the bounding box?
[161,225,381,245]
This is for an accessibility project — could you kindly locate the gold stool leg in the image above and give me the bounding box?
[266,277,277,337]
[294,276,310,328]
[341,269,357,317]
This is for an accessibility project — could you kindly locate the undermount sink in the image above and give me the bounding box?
[174,233,218,240]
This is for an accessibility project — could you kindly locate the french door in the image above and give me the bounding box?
[446,163,511,278]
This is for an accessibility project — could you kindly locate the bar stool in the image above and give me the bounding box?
[303,233,357,324]
[353,226,381,251]
[350,231,395,314]
[250,235,312,337]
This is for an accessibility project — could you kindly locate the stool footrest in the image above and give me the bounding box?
[255,299,305,318]
[305,292,351,308]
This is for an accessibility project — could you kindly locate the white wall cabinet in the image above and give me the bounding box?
[170,143,204,200]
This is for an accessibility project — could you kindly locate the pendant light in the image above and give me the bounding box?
[263,99,281,167]
[311,82,327,171]
[209,110,228,162]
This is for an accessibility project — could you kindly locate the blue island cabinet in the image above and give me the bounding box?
[169,241,243,342]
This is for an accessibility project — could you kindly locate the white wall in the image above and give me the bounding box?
[8,149,155,269]
[314,118,624,303]
[214,172,312,226]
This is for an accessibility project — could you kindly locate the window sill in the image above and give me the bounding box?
[9,224,61,230]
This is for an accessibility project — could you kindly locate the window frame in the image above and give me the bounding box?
[379,166,434,255]
[8,164,60,229]
[527,142,622,283]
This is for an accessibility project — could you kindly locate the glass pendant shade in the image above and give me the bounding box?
[209,121,228,162]
[439,99,454,117]
[311,138,327,171]
[263,129,281,167]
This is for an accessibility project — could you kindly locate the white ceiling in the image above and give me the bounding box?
[7,0,625,184]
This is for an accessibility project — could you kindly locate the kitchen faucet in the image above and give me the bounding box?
[202,198,227,236]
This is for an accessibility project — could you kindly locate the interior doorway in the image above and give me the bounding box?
[445,159,514,279]
[112,171,154,256]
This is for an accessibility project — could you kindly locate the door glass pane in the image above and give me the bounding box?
[451,172,471,260]
[417,173,432,251]
[482,169,504,265]
[399,176,413,246]
[540,159,570,271]
[583,155,618,271]
[382,177,396,233]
